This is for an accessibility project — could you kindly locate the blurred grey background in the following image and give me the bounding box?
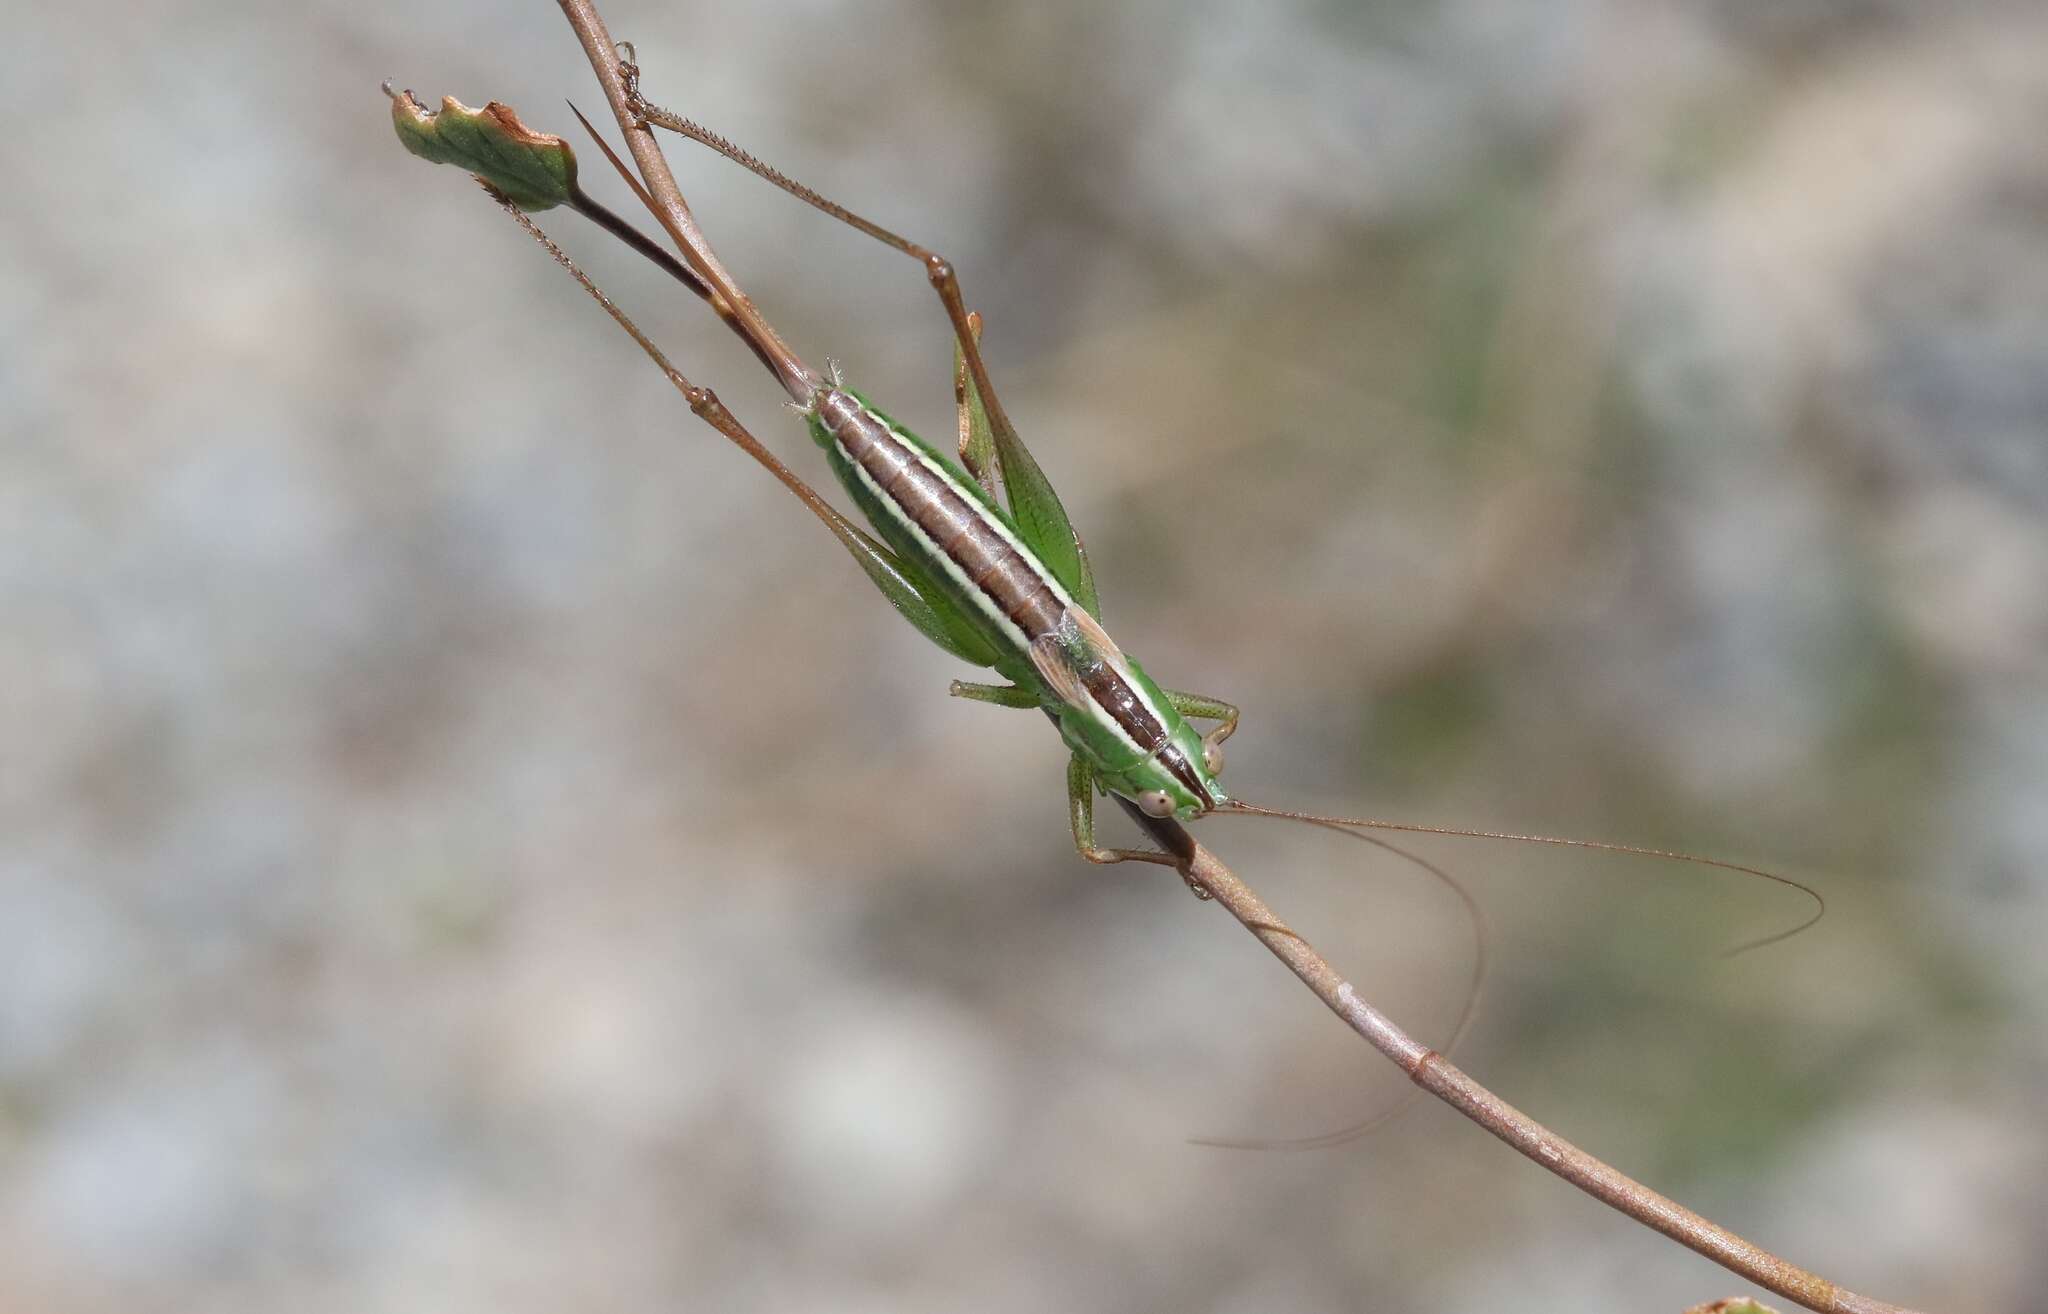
[4,2,2044,1311]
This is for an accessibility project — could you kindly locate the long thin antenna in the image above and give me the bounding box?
[1220,800,1825,956]
[1189,818,1488,1152]
[1109,802,1919,1314]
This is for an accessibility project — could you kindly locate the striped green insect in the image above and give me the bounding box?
[389,70,1239,869]
[385,67,1823,931]
[813,379,1237,842]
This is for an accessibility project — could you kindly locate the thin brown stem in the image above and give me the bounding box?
[1114,799,1922,1314]
[565,185,785,385]
[555,0,820,400]
[1187,818,1488,1152]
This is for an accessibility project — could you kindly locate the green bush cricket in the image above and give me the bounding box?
[389,74,1241,869]
[384,49,1825,917]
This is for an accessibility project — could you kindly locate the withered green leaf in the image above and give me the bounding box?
[387,87,577,210]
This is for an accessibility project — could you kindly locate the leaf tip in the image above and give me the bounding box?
[386,86,578,211]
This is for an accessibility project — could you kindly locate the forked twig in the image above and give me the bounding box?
[542,4,1928,1310]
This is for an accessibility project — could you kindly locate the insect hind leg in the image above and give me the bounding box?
[618,59,1096,603]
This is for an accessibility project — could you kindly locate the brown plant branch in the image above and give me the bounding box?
[537,6,1931,1311]
[1117,798,1921,1314]
[554,0,818,401]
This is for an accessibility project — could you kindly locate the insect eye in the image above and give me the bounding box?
[1136,789,1176,818]
[1202,739,1225,776]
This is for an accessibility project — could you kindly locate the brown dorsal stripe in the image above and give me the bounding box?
[820,391,1065,641]
[819,391,1210,807]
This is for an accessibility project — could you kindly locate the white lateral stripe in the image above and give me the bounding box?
[836,406,1182,762]
[838,436,1032,655]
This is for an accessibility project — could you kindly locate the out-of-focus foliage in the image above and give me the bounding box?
[4,3,2041,1314]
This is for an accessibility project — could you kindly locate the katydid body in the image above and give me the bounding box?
[389,75,1236,861]
[808,385,1227,826]
[385,74,1817,909]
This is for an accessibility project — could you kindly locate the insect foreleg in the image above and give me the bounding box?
[1162,688,1240,772]
[1068,753,1180,869]
[948,680,1040,710]
[1161,689,1240,735]
[952,310,999,503]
